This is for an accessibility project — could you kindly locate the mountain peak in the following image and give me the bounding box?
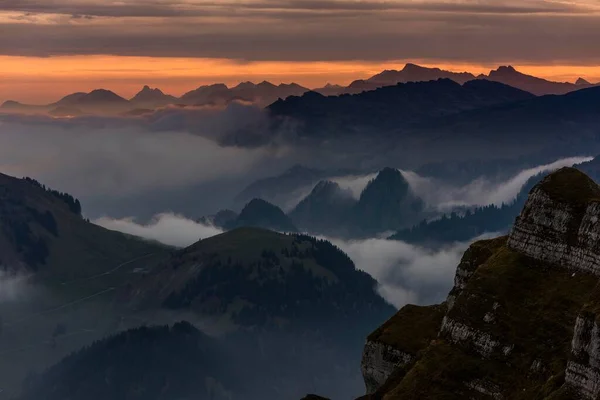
[81,89,128,104]
[490,65,521,77]
[402,63,427,71]
[231,198,298,232]
[258,80,276,88]
[535,167,600,206]
[576,77,591,85]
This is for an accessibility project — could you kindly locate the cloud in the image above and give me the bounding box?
[0,272,30,303]
[0,110,279,200]
[330,173,377,199]
[400,156,593,210]
[94,210,497,308]
[95,213,224,247]
[0,0,590,19]
[330,233,500,308]
[0,1,599,64]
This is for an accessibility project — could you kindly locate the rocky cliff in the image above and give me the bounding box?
[358,167,600,399]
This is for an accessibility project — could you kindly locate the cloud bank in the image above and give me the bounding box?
[401,156,593,210]
[331,234,500,308]
[97,210,497,308]
[0,116,270,197]
[0,272,30,304]
[1,0,600,65]
[95,213,224,247]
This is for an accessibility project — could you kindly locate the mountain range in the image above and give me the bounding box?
[2,64,598,116]
[338,64,598,96]
[0,171,394,399]
[209,167,430,238]
[268,78,536,138]
[0,81,311,115]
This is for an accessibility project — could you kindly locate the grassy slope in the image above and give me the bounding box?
[0,173,171,397]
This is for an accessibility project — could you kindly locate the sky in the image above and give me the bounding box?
[1,0,600,102]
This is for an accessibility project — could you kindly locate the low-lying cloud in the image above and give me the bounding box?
[331,233,501,308]
[285,156,592,213]
[401,156,593,210]
[97,211,498,308]
[0,272,30,303]
[0,114,271,197]
[95,213,224,247]
[330,173,377,199]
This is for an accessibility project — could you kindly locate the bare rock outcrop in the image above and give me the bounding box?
[358,168,600,399]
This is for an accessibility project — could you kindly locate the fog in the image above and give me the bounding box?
[331,173,378,199]
[94,212,498,308]
[330,233,500,308]
[401,156,593,211]
[0,110,301,218]
[0,117,271,197]
[95,213,224,247]
[0,272,30,304]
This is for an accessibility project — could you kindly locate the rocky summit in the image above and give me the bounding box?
[358,167,600,399]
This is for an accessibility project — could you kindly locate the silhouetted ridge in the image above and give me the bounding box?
[354,168,424,232]
[19,322,236,400]
[268,78,534,137]
[229,198,298,232]
[290,180,356,234]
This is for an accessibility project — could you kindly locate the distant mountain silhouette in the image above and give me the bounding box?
[421,85,600,146]
[1,80,308,115]
[55,92,87,106]
[289,180,356,235]
[1,89,131,114]
[576,77,592,86]
[483,65,593,95]
[313,83,345,96]
[353,168,425,233]
[286,168,430,236]
[130,85,178,108]
[19,322,237,400]
[227,198,298,232]
[3,64,596,116]
[180,81,309,107]
[198,209,239,229]
[269,79,535,137]
[234,165,330,209]
[343,63,476,94]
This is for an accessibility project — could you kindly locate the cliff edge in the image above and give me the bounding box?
[360,167,600,399]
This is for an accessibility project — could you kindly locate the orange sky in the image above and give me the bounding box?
[2,55,600,103]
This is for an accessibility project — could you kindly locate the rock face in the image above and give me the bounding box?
[508,167,600,275]
[360,304,446,395]
[361,341,413,394]
[565,312,600,399]
[357,167,600,399]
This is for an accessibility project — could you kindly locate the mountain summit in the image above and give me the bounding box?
[130,85,178,108]
[485,65,588,95]
[344,63,476,93]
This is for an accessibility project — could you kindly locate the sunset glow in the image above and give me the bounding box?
[3,55,600,103]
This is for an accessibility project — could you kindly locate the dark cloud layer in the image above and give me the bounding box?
[0,0,599,63]
[0,0,589,17]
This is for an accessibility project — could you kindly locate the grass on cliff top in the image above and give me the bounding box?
[378,242,600,399]
[368,237,505,352]
[537,167,600,206]
[451,236,507,277]
[367,304,446,353]
[442,244,599,398]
